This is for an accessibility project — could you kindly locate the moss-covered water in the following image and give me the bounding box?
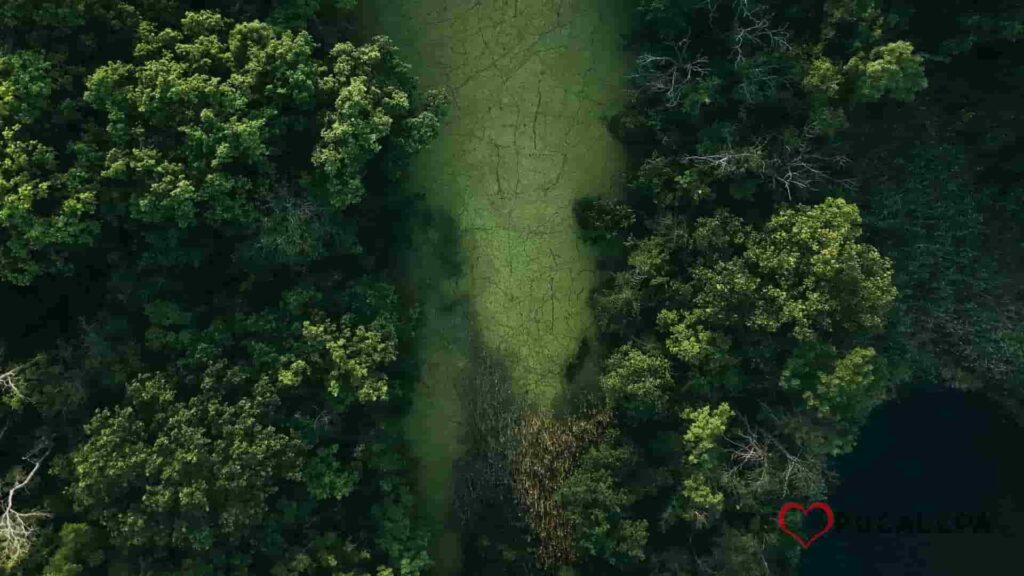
[361,1,632,572]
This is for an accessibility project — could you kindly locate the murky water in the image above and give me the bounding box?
[801,390,1024,575]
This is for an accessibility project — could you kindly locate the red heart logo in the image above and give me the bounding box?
[777,501,835,548]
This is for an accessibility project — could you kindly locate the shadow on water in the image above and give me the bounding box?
[391,196,475,576]
[452,348,538,576]
[801,389,1024,575]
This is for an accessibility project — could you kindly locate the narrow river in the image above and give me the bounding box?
[361,1,632,573]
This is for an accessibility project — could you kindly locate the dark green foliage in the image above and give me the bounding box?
[3,0,1023,574]
[846,116,1024,413]
[58,288,423,573]
[575,197,637,244]
[562,0,1022,573]
[600,345,672,420]
[0,123,98,286]
[554,441,648,568]
[1,7,441,575]
[75,12,439,281]
[0,50,98,286]
[71,373,303,557]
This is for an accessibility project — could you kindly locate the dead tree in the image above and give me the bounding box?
[682,136,853,201]
[754,402,833,497]
[634,38,710,108]
[735,60,788,103]
[1,443,51,568]
[1,355,43,401]
[724,411,828,500]
[680,146,768,178]
[0,366,21,399]
[732,0,754,17]
[731,4,791,66]
[724,418,772,492]
[766,138,854,200]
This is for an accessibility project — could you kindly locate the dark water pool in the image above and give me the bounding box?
[800,389,1024,575]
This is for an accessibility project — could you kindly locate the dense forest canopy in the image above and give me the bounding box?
[551,0,1024,573]
[2,0,1022,575]
[2,2,443,574]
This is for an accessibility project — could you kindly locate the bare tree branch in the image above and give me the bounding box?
[731,5,791,66]
[767,138,854,200]
[681,135,852,201]
[634,38,710,108]
[0,367,21,399]
[1,356,42,401]
[1,442,52,568]
[732,0,754,18]
[724,412,823,499]
[681,147,766,174]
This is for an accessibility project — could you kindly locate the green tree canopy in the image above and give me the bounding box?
[1,8,441,575]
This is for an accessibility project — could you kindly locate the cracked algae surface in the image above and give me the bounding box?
[362,1,631,572]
